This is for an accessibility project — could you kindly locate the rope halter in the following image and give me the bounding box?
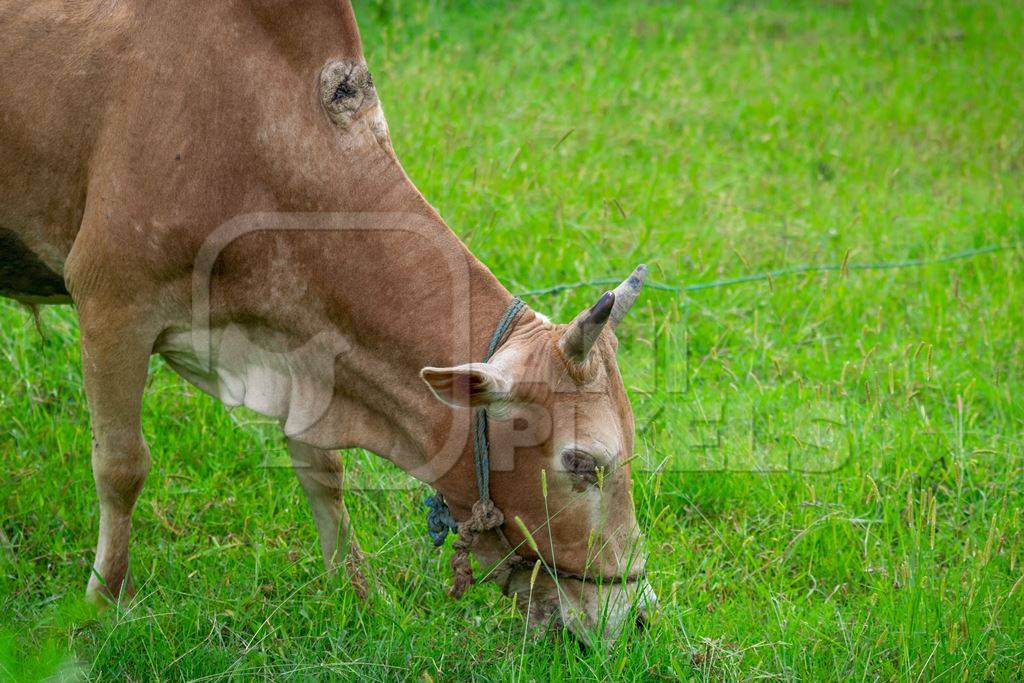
[424,297,525,597]
[423,295,647,597]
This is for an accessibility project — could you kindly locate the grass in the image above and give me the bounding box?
[2,0,1023,679]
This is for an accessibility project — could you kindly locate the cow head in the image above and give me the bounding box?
[422,267,655,645]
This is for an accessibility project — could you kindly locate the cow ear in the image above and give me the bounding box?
[420,363,511,409]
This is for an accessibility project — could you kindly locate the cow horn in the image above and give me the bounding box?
[609,264,648,329]
[559,290,615,363]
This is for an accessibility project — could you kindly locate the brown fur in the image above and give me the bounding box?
[0,0,652,643]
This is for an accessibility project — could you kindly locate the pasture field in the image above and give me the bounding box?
[2,0,1022,679]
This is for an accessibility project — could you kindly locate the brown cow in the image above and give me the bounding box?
[0,0,654,643]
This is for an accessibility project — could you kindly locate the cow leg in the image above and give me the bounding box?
[286,439,368,599]
[79,315,154,605]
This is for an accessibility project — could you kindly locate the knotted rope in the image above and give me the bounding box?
[449,499,504,598]
[425,297,525,598]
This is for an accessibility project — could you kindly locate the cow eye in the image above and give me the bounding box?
[561,449,598,485]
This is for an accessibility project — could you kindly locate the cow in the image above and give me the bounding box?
[0,0,655,643]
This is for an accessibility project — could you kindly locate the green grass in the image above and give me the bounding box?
[2,0,1023,679]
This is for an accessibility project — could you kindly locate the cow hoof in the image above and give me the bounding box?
[86,572,136,608]
[344,552,370,601]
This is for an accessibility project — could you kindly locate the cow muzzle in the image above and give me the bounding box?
[504,567,657,646]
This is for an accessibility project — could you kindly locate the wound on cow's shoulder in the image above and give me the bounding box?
[319,60,377,128]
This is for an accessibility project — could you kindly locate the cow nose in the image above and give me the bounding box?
[635,605,649,631]
[635,581,658,631]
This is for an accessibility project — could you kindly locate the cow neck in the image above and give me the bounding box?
[396,255,519,509]
[291,218,519,511]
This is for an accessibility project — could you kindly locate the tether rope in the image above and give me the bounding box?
[515,243,1016,298]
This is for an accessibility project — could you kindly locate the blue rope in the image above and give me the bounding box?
[424,495,458,547]
[515,243,1014,297]
[475,297,525,501]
